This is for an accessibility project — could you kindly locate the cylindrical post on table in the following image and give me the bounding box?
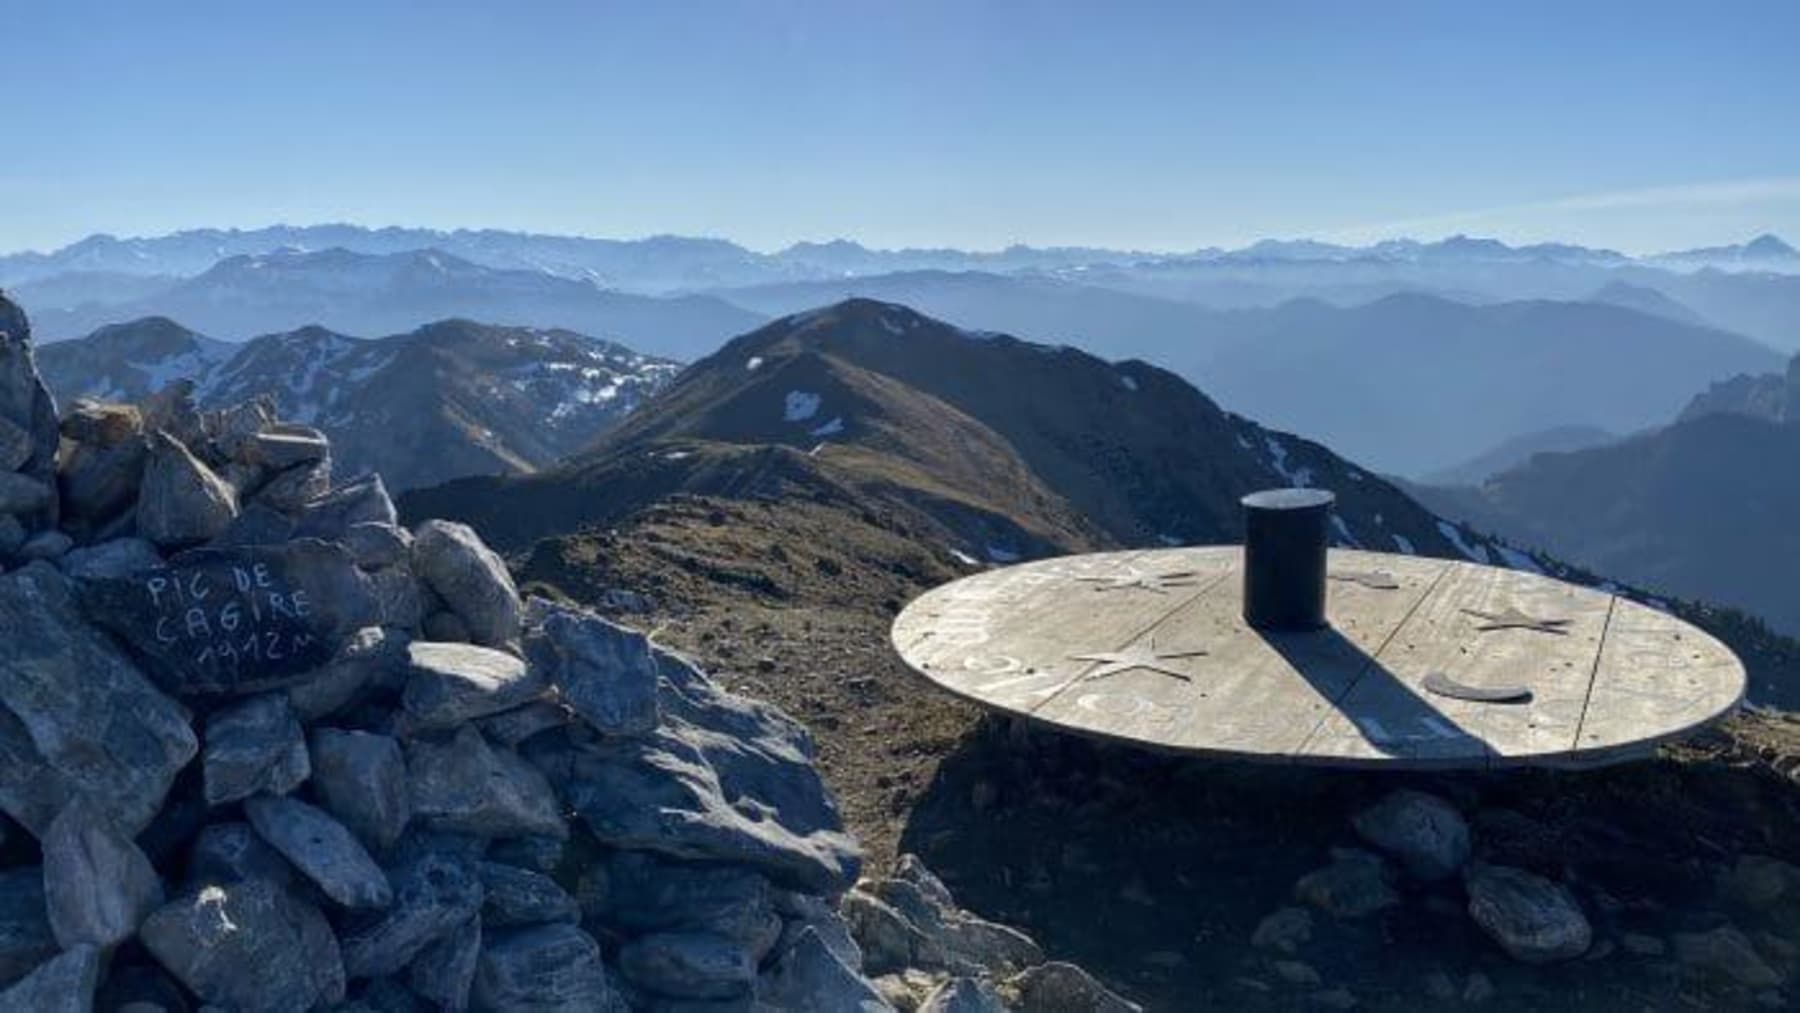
[1241,488,1334,631]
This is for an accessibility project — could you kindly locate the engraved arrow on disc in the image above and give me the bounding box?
[1074,570,1203,593]
[1461,607,1571,635]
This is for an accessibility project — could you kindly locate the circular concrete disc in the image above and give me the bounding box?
[891,547,1745,769]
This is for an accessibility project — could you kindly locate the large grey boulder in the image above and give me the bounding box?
[587,850,778,951]
[407,726,567,840]
[311,728,412,854]
[0,415,30,473]
[140,879,345,1013]
[1009,962,1142,1012]
[0,473,53,515]
[203,693,310,805]
[80,539,380,697]
[528,647,859,894]
[57,437,147,531]
[474,923,617,1010]
[1464,864,1591,963]
[410,520,521,647]
[288,626,406,723]
[43,799,164,949]
[0,868,57,982]
[478,863,579,928]
[187,822,296,891]
[0,944,101,1013]
[245,796,393,910]
[758,925,894,1013]
[0,563,197,835]
[1294,848,1399,919]
[617,930,757,1000]
[408,912,481,1010]
[55,536,161,581]
[136,430,238,547]
[401,641,546,732]
[291,473,395,543]
[339,850,484,980]
[245,425,329,470]
[531,606,660,737]
[1351,790,1471,882]
[842,889,944,977]
[0,298,59,490]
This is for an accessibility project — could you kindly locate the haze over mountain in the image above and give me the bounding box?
[37,315,679,491]
[1410,351,1800,637]
[23,247,764,360]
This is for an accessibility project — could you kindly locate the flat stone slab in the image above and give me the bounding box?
[891,548,1745,769]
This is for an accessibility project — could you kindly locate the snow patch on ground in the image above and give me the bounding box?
[1120,374,1139,391]
[1436,520,1492,564]
[1346,469,1364,482]
[949,548,979,566]
[810,416,844,437]
[879,315,905,336]
[1330,515,1362,548]
[1392,534,1416,555]
[783,390,821,422]
[1494,544,1544,574]
[746,356,764,371]
[1158,533,1182,546]
[986,545,1021,563]
[662,450,692,461]
[1265,435,1313,487]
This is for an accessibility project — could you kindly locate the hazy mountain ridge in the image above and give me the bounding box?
[37,315,681,490]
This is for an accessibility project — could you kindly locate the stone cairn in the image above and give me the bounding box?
[0,299,1135,1011]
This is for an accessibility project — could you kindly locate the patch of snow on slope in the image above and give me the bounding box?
[1265,435,1313,487]
[879,315,905,336]
[1158,534,1182,546]
[746,356,764,371]
[1347,469,1364,482]
[1330,515,1362,548]
[1494,544,1543,574]
[1393,534,1416,555]
[1120,374,1139,391]
[810,417,844,437]
[986,545,1021,563]
[783,390,821,422]
[949,548,979,566]
[1436,520,1492,564]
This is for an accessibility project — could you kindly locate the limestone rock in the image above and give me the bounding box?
[203,693,310,805]
[478,862,579,928]
[43,799,165,948]
[80,539,380,697]
[530,648,859,894]
[57,437,148,529]
[15,530,71,561]
[287,626,406,722]
[917,976,1007,1013]
[1352,790,1471,882]
[0,415,30,472]
[187,822,296,891]
[0,515,22,557]
[1464,864,1591,964]
[0,299,58,488]
[1009,961,1142,1012]
[864,874,1042,976]
[1673,926,1783,988]
[0,473,53,515]
[311,728,412,853]
[532,605,661,737]
[139,380,206,452]
[474,923,616,1010]
[137,430,238,547]
[410,520,521,647]
[140,879,345,1012]
[0,868,57,982]
[0,944,101,1013]
[407,726,567,840]
[1251,906,1314,953]
[61,399,143,447]
[401,641,546,732]
[1294,848,1399,919]
[56,536,161,580]
[618,931,758,1000]
[344,521,411,569]
[759,924,894,1013]
[246,796,393,910]
[291,473,395,543]
[0,563,197,835]
[339,850,484,980]
[589,850,778,950]
[246,425,330,470]
[254,458,331,514]
[408,912,481,1011]
[843,888,943,976]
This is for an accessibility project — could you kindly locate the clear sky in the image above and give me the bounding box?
[4,0,1797,254]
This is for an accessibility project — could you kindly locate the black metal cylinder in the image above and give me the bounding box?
[1241,488,1334,631]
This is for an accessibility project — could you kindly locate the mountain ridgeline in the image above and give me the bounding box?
[402,299,1507,571]
[37,316,680,491]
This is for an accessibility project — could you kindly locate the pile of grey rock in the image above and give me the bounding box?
[0,298,894,1010]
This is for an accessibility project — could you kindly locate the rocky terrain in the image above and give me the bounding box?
[0,295,1137,1009]
[37,316,681,492]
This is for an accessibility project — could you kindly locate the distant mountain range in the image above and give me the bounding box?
[401,298,1523,574]
[1420,424,1620,487]
[37,316,679,491]
[22,248,763,360]
[1409,351,1800,637]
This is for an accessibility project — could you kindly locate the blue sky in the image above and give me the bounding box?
[4,0,1797,254]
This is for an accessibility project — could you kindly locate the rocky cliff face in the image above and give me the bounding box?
[0,295,1136,1009]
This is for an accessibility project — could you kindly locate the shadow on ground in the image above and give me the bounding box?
[899,713,1800,1011]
